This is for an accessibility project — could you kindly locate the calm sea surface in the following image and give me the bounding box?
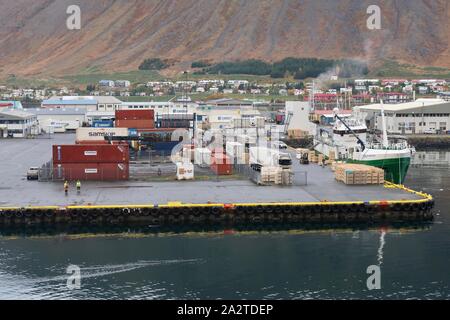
[0,151,449,299]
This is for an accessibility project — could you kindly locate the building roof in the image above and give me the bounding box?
[314,109,353,115]
[94,96,123,104]
[48,96,122,104]
[205,98,253,106]
[43,99,97,105]
[86,111,116,116]
[354,99,450,113]
[0,109,36,120]
[28,108,86,115]
[0,101,23,109]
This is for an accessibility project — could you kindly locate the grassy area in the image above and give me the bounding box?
[62,70,164,86]
[370,59,450,78]
[0,75,64,88]
[175,72,293,84]
[3,59,450,89]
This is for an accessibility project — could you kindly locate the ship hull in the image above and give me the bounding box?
[348,156,411,184]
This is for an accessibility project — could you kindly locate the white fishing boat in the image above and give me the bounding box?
[314,103,414,184]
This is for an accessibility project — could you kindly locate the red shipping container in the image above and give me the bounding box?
[115,110,154,120]
[76,140,109,145]
[115,119,154,129]
[137,128,176,134]
[210,147,225,155]
[53,144,129,164]
[53,163,129,181]
[76,140,129,145]
[211,153,233,175]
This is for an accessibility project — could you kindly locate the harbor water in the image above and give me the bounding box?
[0,151,449,299]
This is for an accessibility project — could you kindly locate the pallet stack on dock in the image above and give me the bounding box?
[287,129,309,139]
[334,164,385,185]
[308,151,318,163]
[258,166,293,185]
[261,166,282,184]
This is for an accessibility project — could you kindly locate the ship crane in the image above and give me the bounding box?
[333,108,366,151]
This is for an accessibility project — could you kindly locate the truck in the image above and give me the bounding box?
[249,147,292,171]
[27,167,39,180]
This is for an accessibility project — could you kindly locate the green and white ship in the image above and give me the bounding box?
[314,105,414,184]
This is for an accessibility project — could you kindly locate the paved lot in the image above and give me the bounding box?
[0,135,421,207]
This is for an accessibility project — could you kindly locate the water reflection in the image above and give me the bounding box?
[377,229,386,266]
[411,151,450,167]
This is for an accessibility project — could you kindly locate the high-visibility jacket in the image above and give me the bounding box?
[76,181,81,188]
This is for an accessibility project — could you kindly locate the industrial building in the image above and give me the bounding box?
[196,105,261,130]
[120,101,197,116]
[438,92,450,101]
[86,111,115,127]
[0,109,39,138]
[353,98,450,134]
[205,98,254,108]
[285,101,316,135]
[29,108,87,133]
[0,101,23,110]
[42,96,122,111]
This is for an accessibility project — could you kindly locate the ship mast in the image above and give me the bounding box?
[380,100,389,148]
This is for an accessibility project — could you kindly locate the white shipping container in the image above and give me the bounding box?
[76,127,129,141]
[194,148,212,167]
[176,161,194,180]
[226,142,244,162]
[249,147,279,167]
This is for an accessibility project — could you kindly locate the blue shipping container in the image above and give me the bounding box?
[93,120,114,128]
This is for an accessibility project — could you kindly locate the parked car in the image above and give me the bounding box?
[27,167,39,180]
[271,141,288,150]
[423,129,436,134]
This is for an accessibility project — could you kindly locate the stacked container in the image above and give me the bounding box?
[210,153,233,175]
[194,148,212,167]
[115,110,154,129]
[52,144,129,181]
[75,127,129,145]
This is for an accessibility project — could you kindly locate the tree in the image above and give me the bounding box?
[139,58,169,70]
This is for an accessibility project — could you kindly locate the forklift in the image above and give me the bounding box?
[296,149,309,165]
[299,152,309,165]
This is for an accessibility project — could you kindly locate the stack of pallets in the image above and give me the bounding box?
[308,151,318,163]
[335,164,385,185]
[259,167,293,185]
[261,166,282,184]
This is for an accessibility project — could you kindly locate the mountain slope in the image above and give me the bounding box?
[0,0,449,77]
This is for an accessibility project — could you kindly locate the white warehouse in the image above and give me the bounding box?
[354,99,450,134]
